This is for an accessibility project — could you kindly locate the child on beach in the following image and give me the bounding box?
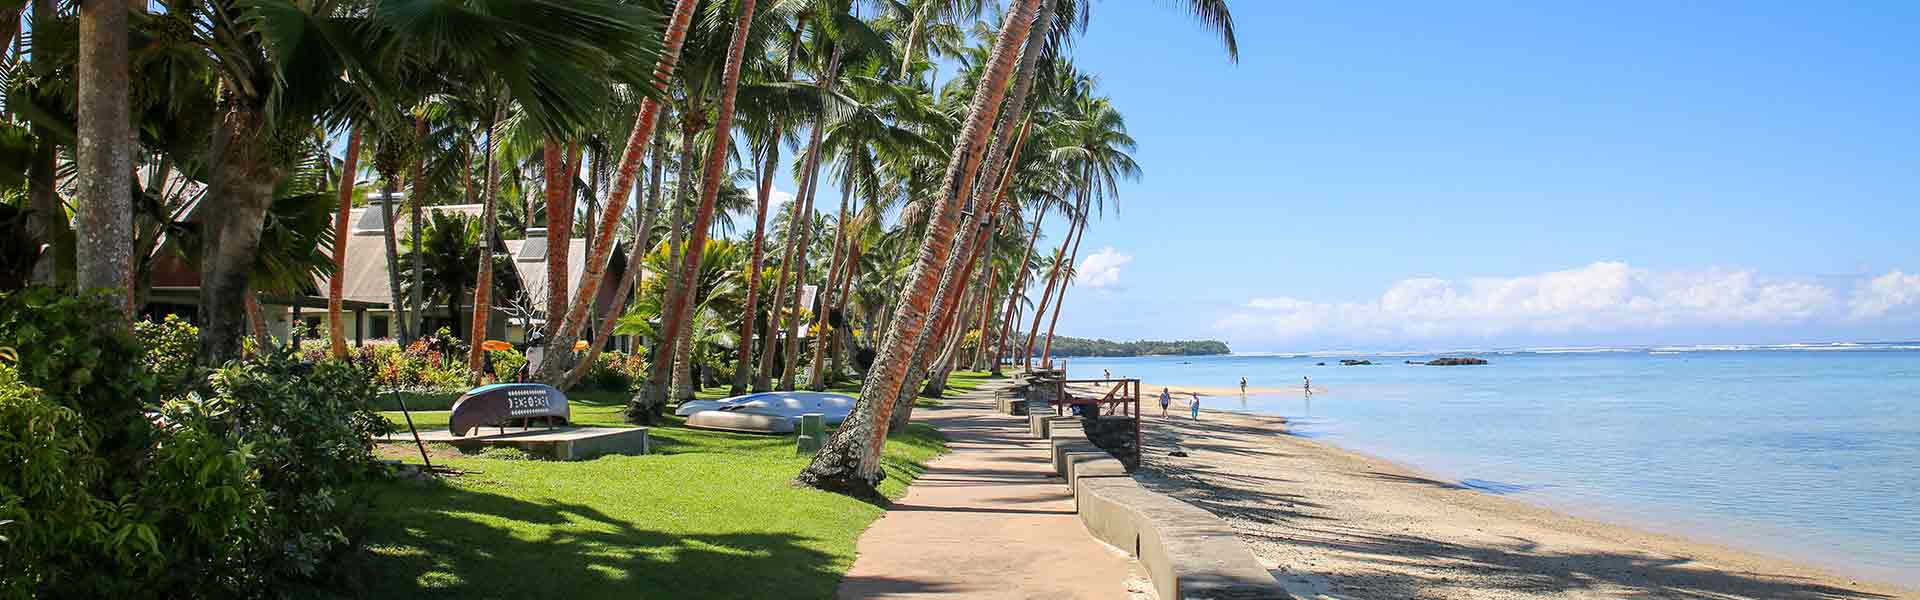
[1190,393,1201,420]
[1159,388,1172,416]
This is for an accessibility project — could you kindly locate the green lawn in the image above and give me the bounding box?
[359,373,992,599]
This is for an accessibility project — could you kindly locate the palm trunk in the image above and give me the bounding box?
[808,180,854,389]
[1023,209,1076,368]
[755,183,801,391]
[1040,202,1088,368]
[327,126,363,357]
[991,208,1044,374]
[733,140,780,393]
[548,0,696,387]
[198,110,285,363]
[466,96,506,374]
[765,64,836,391]
[243,286,273,352]
[27,1,66,287]
[379,181,408,343]
[829,242,860,380]
[76,0,133,317]
[568,129,668,390]
[777,52,842,391]
[408,115,429,343]
[639,132,693,415]
[541,139,571,331]
[653,0,758,407]
[968,117,1034,370]
[797,0,1042,498]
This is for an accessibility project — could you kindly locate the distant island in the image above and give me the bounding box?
[1042,336,1231,357]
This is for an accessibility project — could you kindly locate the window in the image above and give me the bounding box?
[371,316,391,339]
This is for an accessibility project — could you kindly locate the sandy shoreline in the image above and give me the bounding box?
[1132,406,1914,599]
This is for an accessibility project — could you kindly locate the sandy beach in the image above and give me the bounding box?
[1132,406,1915,599]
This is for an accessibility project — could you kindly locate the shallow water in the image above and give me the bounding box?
[1070,347,1920,586]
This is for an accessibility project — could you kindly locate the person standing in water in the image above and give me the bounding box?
[1304,376,1312,395]
[1159,387,1172,417]
[1239,376,1248,394]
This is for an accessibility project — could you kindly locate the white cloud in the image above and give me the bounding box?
[769,188,794,207]
[1076,247,1133,289]
[1848,271,1920,320]
[1219,261,1848,343]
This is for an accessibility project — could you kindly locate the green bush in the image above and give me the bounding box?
[0,288,156,455]
[490,348,527,381]
[0,289,394,598]
[0,361,258,598]
[208,351,393,588]
[582,350,643,392]
[135,314,202,395]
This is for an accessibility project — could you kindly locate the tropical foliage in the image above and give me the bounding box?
[4,0,1239,530]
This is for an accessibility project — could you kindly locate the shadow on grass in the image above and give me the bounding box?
[353,481,846,600]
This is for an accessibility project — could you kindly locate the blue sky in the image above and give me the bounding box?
[767,1,1920,352]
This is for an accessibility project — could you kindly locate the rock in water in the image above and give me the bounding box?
[1426,357,1489,366]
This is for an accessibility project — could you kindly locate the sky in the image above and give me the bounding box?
[762,0,1920,353]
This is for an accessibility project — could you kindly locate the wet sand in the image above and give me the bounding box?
[1133,406,1914,599]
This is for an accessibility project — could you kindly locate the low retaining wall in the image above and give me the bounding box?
[1046,422,1291,599]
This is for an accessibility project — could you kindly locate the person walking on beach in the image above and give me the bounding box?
[1103,368,1112,379]
[1189,393,1201,420]
[1303,375,1312,395]
[1239,376,1248,394]
[1159,388,1172,417]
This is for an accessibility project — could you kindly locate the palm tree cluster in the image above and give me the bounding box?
[10,0,1235,499]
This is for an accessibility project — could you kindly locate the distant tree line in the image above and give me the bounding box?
[1035,336,1231,357]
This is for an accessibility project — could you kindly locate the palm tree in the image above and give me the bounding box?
[640,0,766,418]
[796,0,1044,498]
[326,126,364,357]
[542,0,702,388]
[1036,96,1135,367]
[74,0,132,318]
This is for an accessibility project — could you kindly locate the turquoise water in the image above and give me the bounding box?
[1070,346,1920,585]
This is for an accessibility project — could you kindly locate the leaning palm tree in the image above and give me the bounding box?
[796,0,1045,499]
[1038,95,1136,367]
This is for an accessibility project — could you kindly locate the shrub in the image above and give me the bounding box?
[135,314,202,395]
[208,351,392,588]
[0,289,394,598]
[489,348,527,381]
[583,350,640,392]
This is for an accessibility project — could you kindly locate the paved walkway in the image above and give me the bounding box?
[836,379,1143,599]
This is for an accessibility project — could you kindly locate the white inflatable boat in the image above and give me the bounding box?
[679,391,856,434]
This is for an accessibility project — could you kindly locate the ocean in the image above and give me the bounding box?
[1067,344,1920,585]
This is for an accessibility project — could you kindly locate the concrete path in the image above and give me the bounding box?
[837,379,1146,599]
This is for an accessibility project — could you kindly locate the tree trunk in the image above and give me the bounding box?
[992,207,1044,374]
[733,138,780,394]
[76,0,132,316]
[25,0,63,287]
[541,139,571,330]
[569,126,669,390]
[658,0,758,405]
[197,112,284,363]
[1023,208,1076,368]
[408,115,429,343]
[763,63,836,392]
[550,0,696,388]
[466,96,506,374]
[638,133,692,415]
[379,180,408,344]
[969,117,1035,370]
[796,0,1041,498]
[327,126,363,357]
[1041,203,1088,368]
[808,180,854,389]
[243,286,273,353]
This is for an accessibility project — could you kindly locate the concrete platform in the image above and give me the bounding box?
[391,426,649,460]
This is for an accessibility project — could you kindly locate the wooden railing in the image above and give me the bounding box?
[1053,378,1141,453]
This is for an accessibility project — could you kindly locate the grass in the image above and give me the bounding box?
[359,373,994,599]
